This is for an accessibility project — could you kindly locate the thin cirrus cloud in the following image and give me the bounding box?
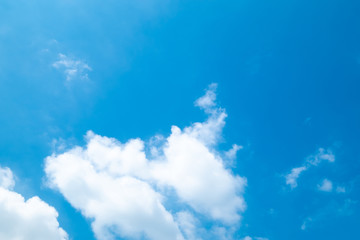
[0,167,68,240]
[44,84,247,240]
[285,148,335,189]
[52,53,92,82]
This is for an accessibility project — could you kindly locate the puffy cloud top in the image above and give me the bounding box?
[0,167,68,240]
[45,84,246,240]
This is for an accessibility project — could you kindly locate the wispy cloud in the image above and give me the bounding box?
[194,83,218,112]
[306,148,335,166]
[301,217,312,230]
[242,236,253,240]
[336,186,346,193]
[301,199,357,230]
[241,236,269,240]
[52,53,92,82]
[285,148,335,189]
[285,166,307,189]
[0,166,15,189]
[225,144,243,161]
[176,212,202,240]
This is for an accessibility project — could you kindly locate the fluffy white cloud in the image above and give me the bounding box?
[285,148,335,189]
[52,53,92,81]
[45,84,246,240]
[317,179,333,192]
[0,167,68,240]
[150,125,246,223]
[45,143,183,240]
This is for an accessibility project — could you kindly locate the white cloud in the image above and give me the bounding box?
[150,125,246,224]
[52,53,92,81]
[45,142,183,240]
[0,167,68,240]
[306,148,335,166]
[317,179,333,192]
[285,166,307,189]
[0,166,15,189]
[194,83,218,113]
[210,226,236,240]
[176,212,202,240]
[285,148,335,189]
[225,144,243,161]
[45,84,246,240]
[189,84,228,147]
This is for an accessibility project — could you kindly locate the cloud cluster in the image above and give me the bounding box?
[0,167,68,240]
[52,53,92,82]
[45,84,246,240]
[317,179,347,193]
[285,148,335,189]
[285,149,352,231]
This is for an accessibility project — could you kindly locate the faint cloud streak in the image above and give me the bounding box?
[52,53,92,82]
[285,148,335,189]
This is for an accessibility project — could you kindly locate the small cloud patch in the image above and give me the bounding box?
[52,53,92,82]
[317,179,333,192]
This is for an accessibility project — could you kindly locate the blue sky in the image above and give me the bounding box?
[0,0,359,239]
